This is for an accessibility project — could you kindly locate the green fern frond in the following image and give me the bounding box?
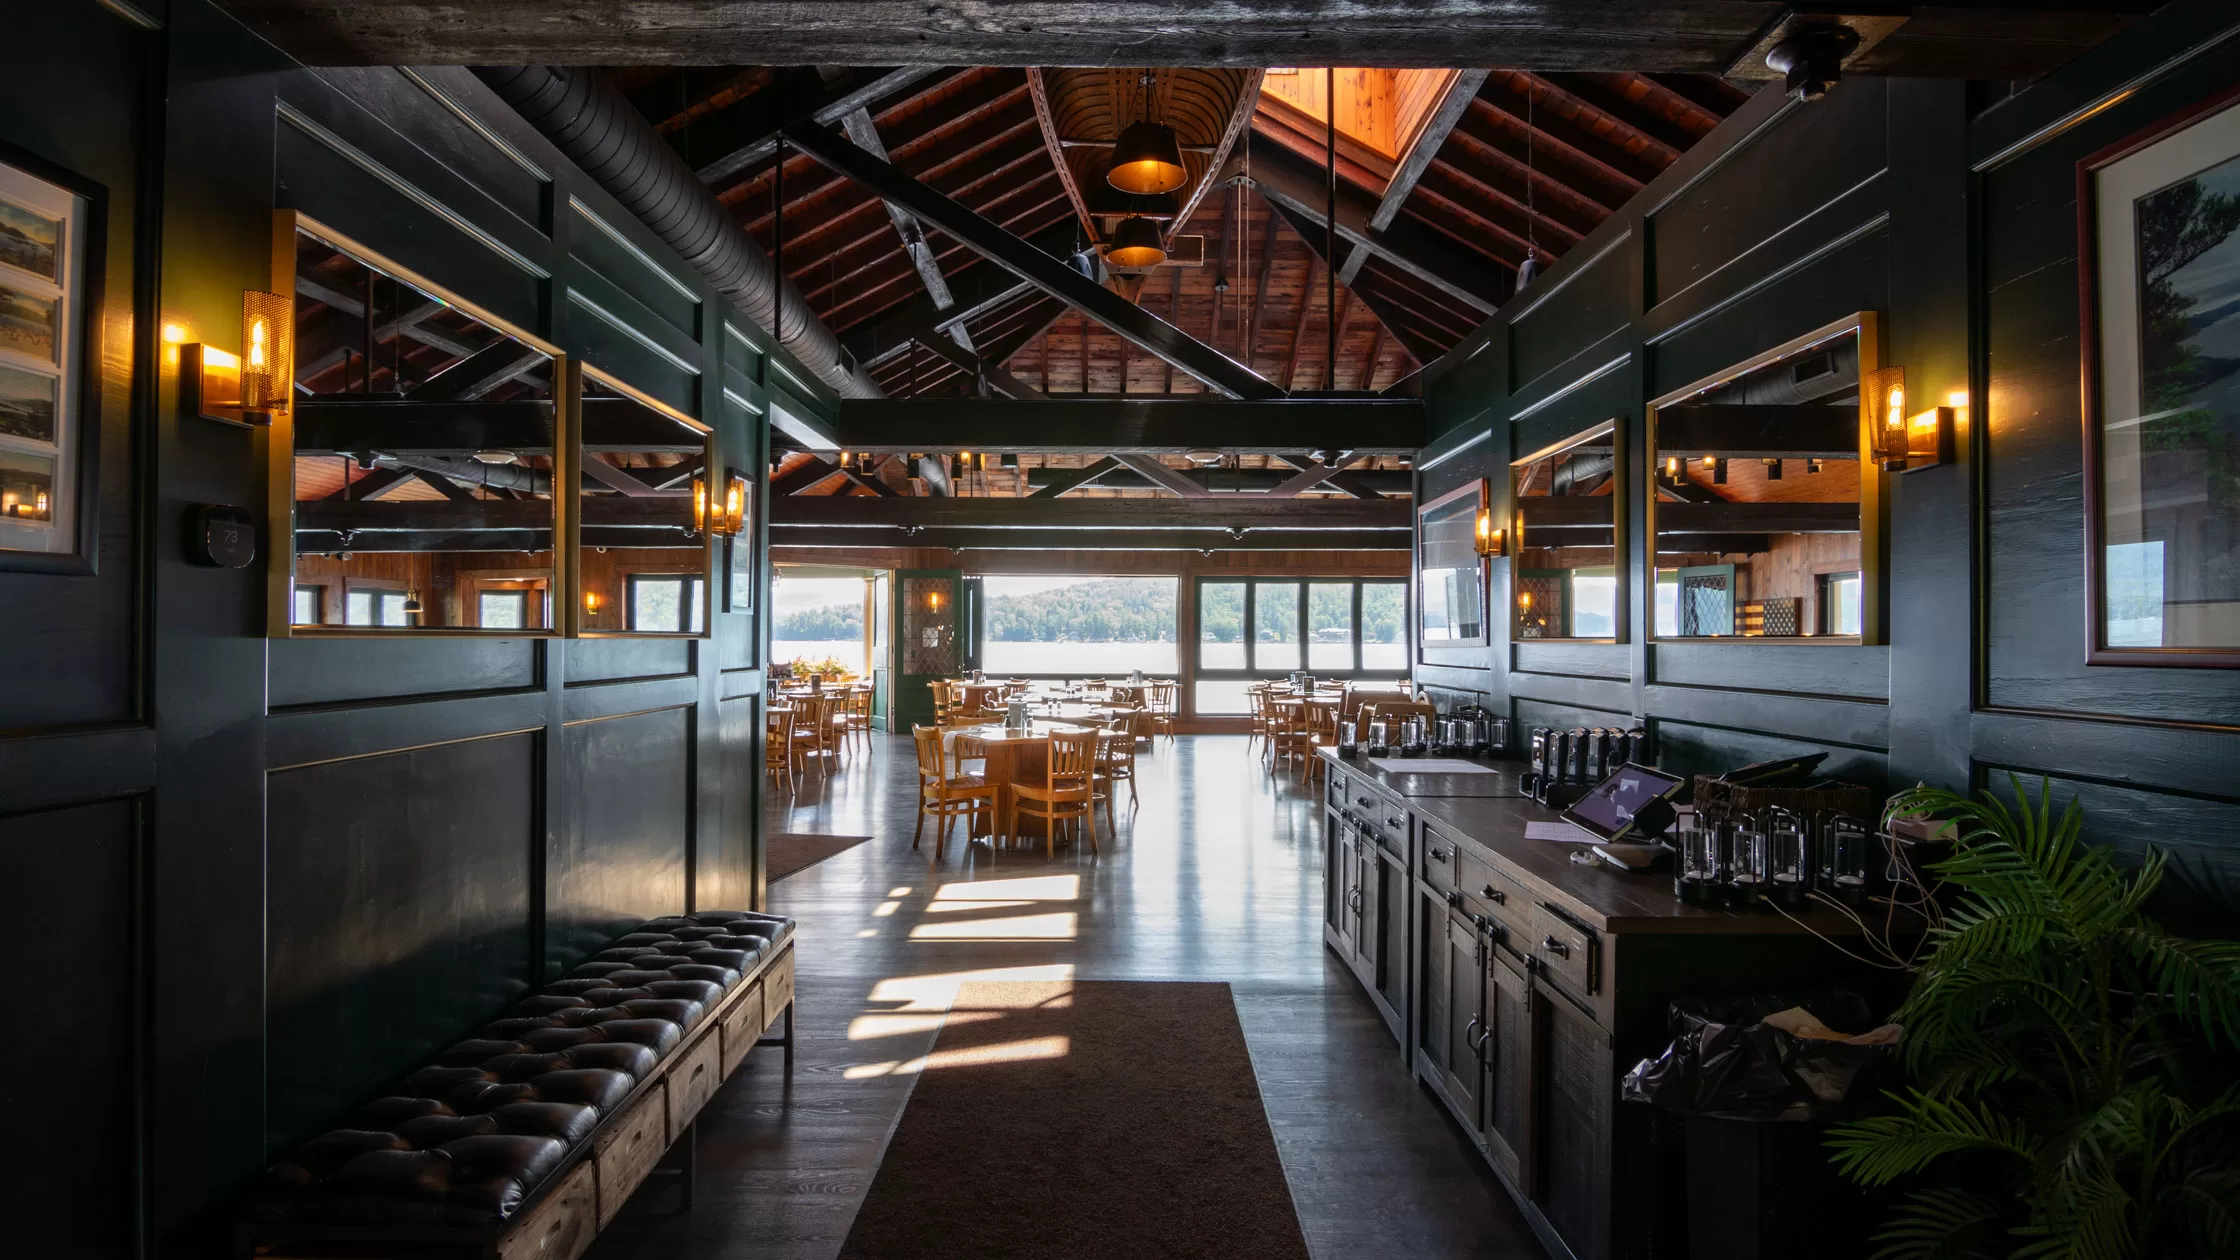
[1829,1092,2039,1185]
[2111,925,2240,1050]
[1867,1186,2006,1260]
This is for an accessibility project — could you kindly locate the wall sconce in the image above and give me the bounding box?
[928,588,944,613]
[584,590,604,615]
[691,474,711,534]
[1863,365,1952,472]
[720,471,748,536]
[186,291,294,427]
[1474,507,1505,557]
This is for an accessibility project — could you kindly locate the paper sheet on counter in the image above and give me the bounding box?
[1525,821,1598,843]
[1364,757,1503,774]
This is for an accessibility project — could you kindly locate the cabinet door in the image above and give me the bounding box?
[1534,979,1614,1260]
[1330,829,1358,952]
[1416,892,1451,1079]
[1374,847,1408,1015]
[1353,840,1378,973]
[1324,814,1345,931]
[1442,916,1486,1128]
[1482,950,1533,1187]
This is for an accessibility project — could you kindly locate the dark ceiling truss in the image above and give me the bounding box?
[224,4,2159,75]
[803,397,1421,455]
[770,495,1408,530]
[769,525,1407,552]
[781,115,1285,399]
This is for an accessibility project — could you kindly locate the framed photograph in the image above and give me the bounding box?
[2081,87,2240,665]
[0,143,104,574]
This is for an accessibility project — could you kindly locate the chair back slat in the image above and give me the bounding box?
[1047,729,1098,785]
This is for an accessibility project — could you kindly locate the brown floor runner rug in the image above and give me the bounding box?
[839,980,1312,1260]
[766,832,871,883]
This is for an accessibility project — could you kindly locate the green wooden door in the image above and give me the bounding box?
[891,569,962,730]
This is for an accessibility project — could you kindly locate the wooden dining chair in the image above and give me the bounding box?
[1093,728,1138,832]
[1247,686,1276,755]
[913,725,995,861]
[792,694,839,774]
[1149,680,1178,743]
[929,679,954,726]
[1303,698,1341,782]
[1010,729,1099,857]
[837,686,873,753]
[1268,699,1316,776]
[764,707,796,793]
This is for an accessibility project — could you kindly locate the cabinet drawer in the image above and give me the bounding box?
[1326,769,1351,813]
[759,947,795,1033]
[1456,851,1530,943]
[1530,904,1598,1000]
[591,1081,667,1229]
[664,1029,724,1134]
[1419,826,1458,895]
[497,1158,598,1260]
[720,979,766,1078]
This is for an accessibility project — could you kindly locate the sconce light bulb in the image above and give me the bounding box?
[1665,456,1680,478]
[248,318,267,369]
[35,491,48,512]
[1519,591,1533,609]
[1886,385,1905,431]
[1701,455,1716,468]
[161,323,187,345]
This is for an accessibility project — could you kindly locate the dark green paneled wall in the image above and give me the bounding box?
[1415,0,2240,931]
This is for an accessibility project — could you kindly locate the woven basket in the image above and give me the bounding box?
[1691,775,1878,828]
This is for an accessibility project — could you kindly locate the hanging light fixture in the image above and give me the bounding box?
[1108,215,1167,267]
[1106,73,1187,196]
[401,589,423,616]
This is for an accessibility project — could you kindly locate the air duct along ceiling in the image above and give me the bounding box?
[471,65,884,400]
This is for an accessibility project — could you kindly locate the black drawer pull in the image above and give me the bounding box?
[1541,936,1570,958]
[1355,796,1372,808]
[1428,848,1449,863]
[1482,884,1505,904]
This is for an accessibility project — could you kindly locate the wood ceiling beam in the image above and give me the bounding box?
[1030,456,1124,498]
[1025,68,1097,242]
[1244,134,1504,316]
[1269,450,1369,498]
[770,495,1409,529]
[1465,93,1647,199]
[1369,69,1487,234]
[815,397,1424,455]
[1654,501,1862,534]
[1112,452,1213,499]
[687,65,943,186]
[293,399,697,456]
[321,466,413,502]
[785,117,1285,400]
[405,341,546,402]
[848,221,1076,367]
[1269,202,1460,369]
[839,106,965,336]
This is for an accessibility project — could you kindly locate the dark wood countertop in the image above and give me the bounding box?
[1321,748,1889,938]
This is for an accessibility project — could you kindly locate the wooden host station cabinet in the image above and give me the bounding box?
[1320,748,1894,1260]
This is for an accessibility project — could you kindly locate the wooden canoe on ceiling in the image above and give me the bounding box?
[1028,67,1262,254]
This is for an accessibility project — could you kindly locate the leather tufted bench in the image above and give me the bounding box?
[241,910,796,1260]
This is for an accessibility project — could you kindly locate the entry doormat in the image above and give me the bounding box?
[837,980,1311,1260]
[767,832,871,883]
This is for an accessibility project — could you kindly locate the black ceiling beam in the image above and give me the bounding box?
[768,526,1409,553]
[406,340,547,402]
[294,399,697,456]
[1656,501,1862,534]
[1025,465,1408,495]
[772,454,899,497]
[1029,456,1123,498]
[687,65,944,186]
[320,466,412,502]
[846,222,1075,369]
[1245,135,1506,316]
[770,495,1408,530]
[911,329,1048,401]
[813,397,1422,455]
[1654,404,1859,460]
[1371,70,1489,234]
[783,118,1284,401]
[299,497,689,532]
[1271,452,1390,500]
[1111,452,1212,499]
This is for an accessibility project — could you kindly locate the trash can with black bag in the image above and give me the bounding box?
[1622,990,1900,1260]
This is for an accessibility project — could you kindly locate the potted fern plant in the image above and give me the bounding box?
[1827,777,2240,1259]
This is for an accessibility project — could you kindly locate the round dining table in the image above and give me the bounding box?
[946,717,1123,843]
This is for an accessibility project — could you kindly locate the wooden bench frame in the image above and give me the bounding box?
[240,940,795,1260]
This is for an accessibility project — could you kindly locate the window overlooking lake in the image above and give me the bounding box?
[981,575,1178,675]
[772,573,868,676]
[1195,577,1409,713]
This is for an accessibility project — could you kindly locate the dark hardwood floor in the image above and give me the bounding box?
[586,733,1539,1260]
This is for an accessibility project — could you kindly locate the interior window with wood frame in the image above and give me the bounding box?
[1513,421,1622,641]
[1648,316,1879,643]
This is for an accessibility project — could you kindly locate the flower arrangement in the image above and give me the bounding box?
[783,655,853,682]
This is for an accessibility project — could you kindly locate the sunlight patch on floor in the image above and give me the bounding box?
[908,911,1079,941]
[932,874,1080,901]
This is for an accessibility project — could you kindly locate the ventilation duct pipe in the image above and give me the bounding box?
[471,65,883,399]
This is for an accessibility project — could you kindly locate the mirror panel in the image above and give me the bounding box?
[1513,421,1620,640]
[1418,480,1489,648]
[1649,317,1873,641]
[576,371,712,636]
[281,221,560,635]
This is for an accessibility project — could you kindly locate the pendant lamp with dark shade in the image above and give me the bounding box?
[1107,215,1167,267]
[1107,119,1187,195]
